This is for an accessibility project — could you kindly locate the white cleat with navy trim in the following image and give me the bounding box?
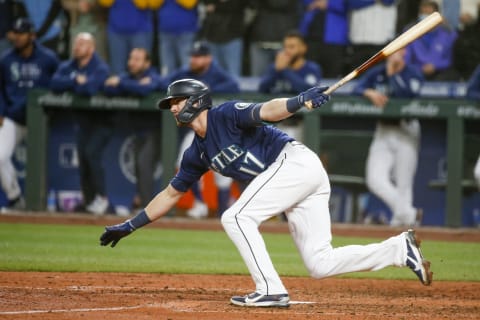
[230,292,290,307]
[405,229,433,285]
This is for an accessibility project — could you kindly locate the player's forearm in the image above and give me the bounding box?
[260,98,292,122]
[144,184,184,221]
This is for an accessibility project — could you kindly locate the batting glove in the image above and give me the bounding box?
[100,221,135,248]
[286,86,330,113]
[299,86,330,109]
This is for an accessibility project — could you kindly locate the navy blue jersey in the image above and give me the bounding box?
[0,42,59,125]
[258,61,322,94]
[171,101,294,192]
[352,63,424,98]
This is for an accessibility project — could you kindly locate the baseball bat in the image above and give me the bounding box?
[305,11,443,108]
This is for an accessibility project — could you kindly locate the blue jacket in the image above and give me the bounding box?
[0,42,59,125]
[107,0,153,34]
[103,67,168,96]
[259,61,322,94]
[353,63,424,98]
[300,0,349,45]
[158,0,198,34]
[405,24,457,72]
[50,53,110,96]
[466,65,480,101]
[167,61,239,93]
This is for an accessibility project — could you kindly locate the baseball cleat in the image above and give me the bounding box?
[230,292,290,307]
[405,229,433,285]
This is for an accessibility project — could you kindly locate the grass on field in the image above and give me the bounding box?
[0,223,479,282]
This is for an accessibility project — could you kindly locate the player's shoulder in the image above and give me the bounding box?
[212,100,256,114]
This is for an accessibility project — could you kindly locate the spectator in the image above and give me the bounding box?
[300,0,348,78]
[199,0,247,77]
[99,0,156,74]
[157,0,199,76]
[466,64,480,189]
[347,0,398,71]
[18,0,70,59]
[168,41,239,218]
[248,0,301,76]
[50,32,111,215]
[0,18,59,211]
[62,0,108,61]
[104,47,166,211]
[258,30,322,94]
[405,1,459,81]
[352,48,424,227]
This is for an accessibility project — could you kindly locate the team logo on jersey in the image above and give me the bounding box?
[234,102,252,110]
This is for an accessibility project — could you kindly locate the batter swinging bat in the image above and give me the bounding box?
[305,11,443,109]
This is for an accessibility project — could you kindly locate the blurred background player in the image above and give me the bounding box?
[352,48,424,227]
[104,47,166,213]
[258,30,322,94]
[0,18,59,211]
[50,32,111,215]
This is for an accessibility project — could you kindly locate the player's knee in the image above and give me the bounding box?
[220,208,236,228]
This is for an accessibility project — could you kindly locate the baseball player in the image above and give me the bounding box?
[100,79,432,307]
[0,18,59,210]
[353,48,424,227]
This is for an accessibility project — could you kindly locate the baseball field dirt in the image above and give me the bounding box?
[0,213,479,320]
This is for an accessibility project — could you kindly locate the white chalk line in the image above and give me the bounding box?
[0,301,322,316]
[0,305,148,315]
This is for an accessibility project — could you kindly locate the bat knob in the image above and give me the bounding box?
[304,100,313,110]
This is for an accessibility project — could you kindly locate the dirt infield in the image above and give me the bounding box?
[1,213,479,319]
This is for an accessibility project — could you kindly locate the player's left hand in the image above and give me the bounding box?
[299,86,330,109]
[100,221,134,248]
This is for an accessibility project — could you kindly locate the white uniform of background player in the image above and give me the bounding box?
[353,49,424,226]
[475,158,480,190]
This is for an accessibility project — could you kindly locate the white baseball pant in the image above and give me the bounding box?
[366,120,420,226]
[474,155,480,189]
[0,118,26,200]
[221,141,407,295]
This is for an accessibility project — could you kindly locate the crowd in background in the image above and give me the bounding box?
[1,0,479,81]
[1,0,479,221]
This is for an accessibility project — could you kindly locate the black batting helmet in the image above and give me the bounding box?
[157,79,212,124]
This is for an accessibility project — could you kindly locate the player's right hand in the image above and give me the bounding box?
[100,221,134,248]
[299,86,330,109]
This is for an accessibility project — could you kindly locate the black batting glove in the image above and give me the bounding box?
[287,86,330,113]
[298,86,330,109]
[100,221,135,248]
